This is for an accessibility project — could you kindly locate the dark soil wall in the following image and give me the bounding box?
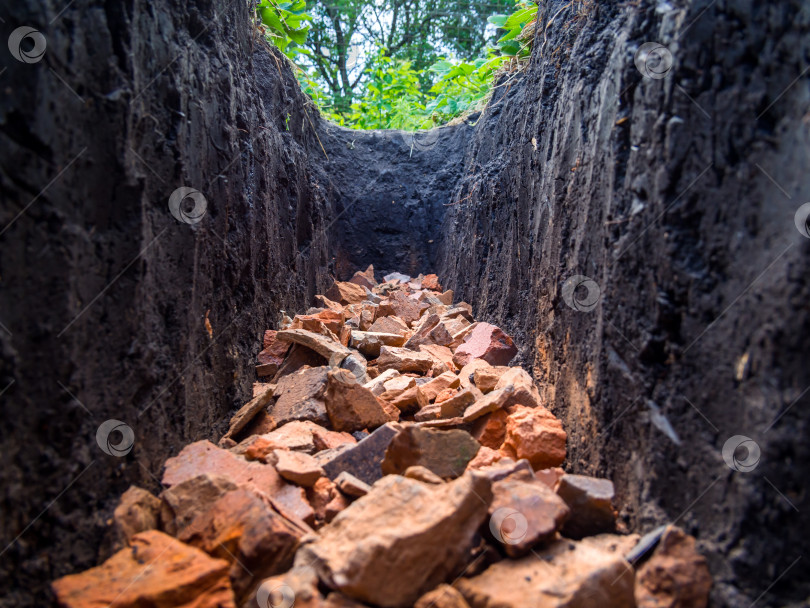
[317,121,475,279]
[0,3,336,606]
[438,1,810,605]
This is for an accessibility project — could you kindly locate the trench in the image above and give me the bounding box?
[1,0,809,607]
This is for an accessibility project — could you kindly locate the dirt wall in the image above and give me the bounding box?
[0,3,335,605]
[437,1,810,605]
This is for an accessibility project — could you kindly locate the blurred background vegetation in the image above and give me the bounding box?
[253,0,538,129]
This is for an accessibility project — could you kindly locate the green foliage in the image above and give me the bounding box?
[254,0,538,130]
[487,1,537,57]
[257,0,312,58]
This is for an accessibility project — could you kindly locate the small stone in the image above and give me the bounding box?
[315,294,344,311]
[384,375,416,392]
[471,408,509,449]
[381,425,480,479]
[438,388,477,419]
[534,467,564,491]
[162,440,314,527]
[324,370,391,432]
[455,535,635,608]
[452,323,518,368]
[457,359,491,392]
[414,585,470,608]
[108,486,160,550]
[376,346,434,373]
[320,423,400,485]
[362,368,400,396]
[434,387,458,403]
[257,330,291,377]
[257,566,323,608]
[501,404,566,469]
[421,371,461,401]
[325,491,352,522]
[556,474,616,539]
[159,474,238,537]
[488,478,570,557]
[378,290,422,324]
[380,384,429,415]
[462,386,514,422]
[403,314,453,349]
[291,309,345,336]
[325,281,369,305]
[52,531,236,608]
[465,446,508,470]
[350,331,407,357]
[368,315,410,335]
[335,471,372,497]
[635,526,712,608]
[271,366,330,427]
[437,289,454,305]
[404,465,444,484]
[421,274,442,291]
[495,367,541,408]
[297,473,492,608]
[473,366,510,393]
[219,383,276,445]
[349,265,377,290]
[272,450,325,487]
[306,476,338,526]
[418,344,457,374]
[177,488,303,603]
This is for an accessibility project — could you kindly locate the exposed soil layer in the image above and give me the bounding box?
[0,4,335,606]
[1,0,808,607]
[438,2,810,605]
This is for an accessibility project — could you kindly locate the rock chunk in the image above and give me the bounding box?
[378,290,422,325]
[415,585,470,608]
[178,488,302,603]
[159,474,238,537]
[473,365,510,393]
[320,422,400,485]
[488,478,570,556]
[501,404,566,469]
[325,370,391,432]
[349,265,377,290]
[271,365,330,426]
[107,486,160,551]
[381,425,480,479]
[455,535,635,608]
[335,471,372,497]
[368,315,410,336]
[325,280,368,304]
[52,530,236,608]
[298,472,492,608]
[257,330,291,377]
[162,440,314,527]
[376,346,434,373]
[452,323,518,368]
[350,331,407,357]
[272,450,325,487]
[421,371,461,401]
[635,526,712,608]
[555,474,616,539]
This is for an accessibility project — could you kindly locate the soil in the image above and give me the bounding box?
[1,0,808,607]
